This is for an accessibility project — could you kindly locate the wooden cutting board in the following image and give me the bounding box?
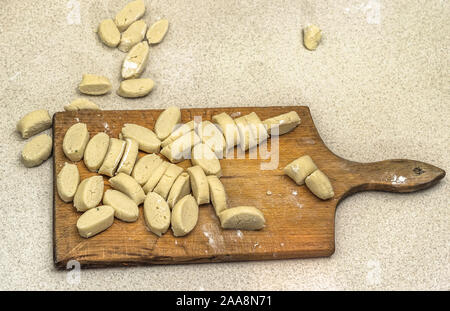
[52,106,445,269]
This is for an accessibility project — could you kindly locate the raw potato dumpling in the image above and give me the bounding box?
[63,123,89,162]
[207,175,227,215]
[219,206,265,230]
[284,155,317,185]
[117,78,154,98]
[303,24,322,51]
[144,192,171,236]
[17,109,52,139]
[147,19,169,44]
[22,134,52,167]
[171,194,199,237]
[118,20,147,52]
[161,120,197,148]
[83,133,110,172]
[98,19,121,47]
[116,138,139,175]
[191,143,221,177]
[57,162,80,203]
[305,169,334,200]
[211,112,240,150]
[263,111,301,136]
[153,164,183,200]
[109,173,146,205]
[103,189,139,222]
[244,112,268,145]
[196,121,226,159]
[122,41,149,79]
[160,130,200,163]
[167,172,190,209]
[78,74,112,95]
[114,0,146,32]
[142,161,170,193]
[74,176,104,212]
[234,116,256,152]
[77,205,114,238]
[121,123,161,153]
[154,106,182,140]
[64,98,100,111]
[132,153,163,185]
[186,165,210,205]
[98,138,126,177]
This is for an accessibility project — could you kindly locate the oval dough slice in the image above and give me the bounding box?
[303,24,322,51]
[122,41,149,79]
[262,111,301,136]
[160,130,200,163]
[98,19,121,47]
[103,189,139,222]
[84,133,110,172]
[73,176,104,212]
[118,20,147,52]
[121,123,161,153]
[144,192,171,236]
[167,172,190,209]
[77,205,115,238]
[305,169,334,200]
[142,161,170,193]
[117,78,154,98]
[109,173,146,205]
[147,19,169,44]
[78,74,112,95]
[196,121,226,159]
[154,106,182,140]
[191,143,221,177]
[63,123,89,162]
[244,112,268,145]
[186,165,210,205]
[98,138,126,177]
[17,109,52,139]
[114,0,146,32]
[131,153,163,185]
[153,164,183,200]
[207,175,227,215]
[219,206,265,230]
[21,134,53,167]
[211,112,240,151]
[57,162,80,203]
[171,194,199,237]
[161,120,197,148]
[116,138,139,175]
[64,98,100,111]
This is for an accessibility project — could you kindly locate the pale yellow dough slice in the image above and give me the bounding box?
[144,192,171,236]
[191,143,221,177]
[98,138,126,177]
[262,111,301,136]
[64,98,100,111]
[284,155,317,185]
[155,106,182,140]
[73,176,104,212]
[211,112,240,150]
[116,138,139,175]
[207,175,227,215]
[171,194,199,237]
[83,132,110,172]
[303,24,322,51]
[132,154,163,185]
[103,189,139,222]
[17,109,52,139]
[161,121,197,148]
[234,116,256,152]
[153,164,184,200]
[121,123,161,153]
[114,0,146,32]
[77,205,114,238]
[109,173,146,205]
[305,169,334,200]
[160,130,200,163]
[118,20,147,52]
[78,74,112,95]
[196,121,226,159]
[117,78,154,98]
[219,206,265,230]
[98,19,121,48]
[244,112,268,145]
[147,19,169,44]
[186,165,209,205]
[63,123,89,162]
[21,134,53,167]
[142,161,170,193]
[122,41,149,79]
[167,172,190,209]
[57,162,80,203]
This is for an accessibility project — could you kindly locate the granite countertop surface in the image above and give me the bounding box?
[0,0,448,290]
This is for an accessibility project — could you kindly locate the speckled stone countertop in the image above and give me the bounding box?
[0,0,448,290]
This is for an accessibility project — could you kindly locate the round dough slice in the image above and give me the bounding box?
[117,78,154,98]
[21,134,52,167]
[196,121,226,159]
[73,176,104,212]
[144,192,171,236]
[98,19,121,48]
[191,143,221,177]
[262,111,301,136]
[103,189,139,222]
[118,20,147,52]
[114,0,146,32]
[84,132,110,172]
[153,164,183,200]
[154,106,181,140]
[244,112,268,145]
[131,154,163,185]
[64,98,100,111]
[161,120,197,148]
[206,175,227,215]
[77,205,115,238]
[218,206,265,230]
[57,162,80,203]
[98,138,126,177]
[16,109,52,139]
[121,41,149,79]
[116,138,139,175]
[109,173,146,205]
[186,165,210,205]
[146,19,169,44]
[167,172,190,209]
[160,130,200,163]
[171,194,199,237]
[211,112,240,150]
[62,123,89,162]
[142,161,170,193]
[121,123,161,153]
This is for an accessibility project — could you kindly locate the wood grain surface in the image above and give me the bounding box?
[52,106,445,269]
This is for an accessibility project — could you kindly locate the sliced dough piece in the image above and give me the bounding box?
[234,116,256,152]
[103,189,139,222]
[244,112,268,145]
[83,133,110,172]
[114,0,146,32]
[98,19,121,48]
[305,169,334,200]
[57,162,80,203]
[16,109,52,139]
[21,134,53,167]
[122,41,149,79]
[161,120,197,148]
[118,20,147,52]
[167,172,190,209]
[191,143,221,177]
[153,164,183,199]
[144,192,171,236]
[186,165,210,205]
[171,195,199,237]
[284,155,317,185]
[211,112,240,150]
[207,175,227,215]
[303,24,322,51]
[117,78,154,98]
[77,205,115,238]
[154,106,182,140]
[109,173,146,205]
[64,98,100,111]
[147,19,169,44]
[121,123,161,153]
[98,138,126,177]
[219,206,265,230]
[142,161,170,193]
[160,130,200,163]
[131,153,162,185]
[73,176,104,212]
[263,111,301,136]
[63,123,89,161]
[116,138,139,175]
[78,74,112,95]
[196,121,226,159]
